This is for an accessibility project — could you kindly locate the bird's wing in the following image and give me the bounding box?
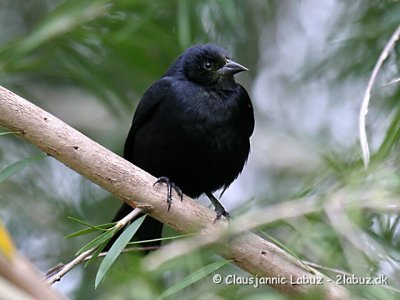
[123,78,173,159]
[238,84,255,137]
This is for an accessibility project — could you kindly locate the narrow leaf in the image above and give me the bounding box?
[95,215,146,288]
[17,1,107,56]
[84,243,106,267]
[68,216,115,229]
[66,216,115,238]
[65,223,115,239]
[158,260,228,299]
[0,155,46,184]
[76,227,118,255]
[0,131,19,136]
[128,233,193,245]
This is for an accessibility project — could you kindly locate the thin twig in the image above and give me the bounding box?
[302,261,353,277]
[383,77,400,87]
[115,207,144,229]
[359,24,400,167]
[45,248,96,285]
[45,208,143,285]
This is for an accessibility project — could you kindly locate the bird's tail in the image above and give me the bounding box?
[104,203,163,253]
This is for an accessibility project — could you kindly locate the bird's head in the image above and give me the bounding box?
[182,44,248,87]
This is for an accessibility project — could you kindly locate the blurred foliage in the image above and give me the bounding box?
[0,0,264,116]
[1,0,400,299]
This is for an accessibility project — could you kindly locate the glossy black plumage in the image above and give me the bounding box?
[110,44,254,250]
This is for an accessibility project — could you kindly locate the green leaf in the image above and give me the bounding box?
[66,216,115,238]
[0,155,46,184]
[16,0,108,56]
[127,233,193,245]
[0,131,20,136]
[84,242,106,268]
[158,260,229,299]
[76,227,118,255]
[375,104,400,162]
[65,223,115,239]
[95,215,146,288]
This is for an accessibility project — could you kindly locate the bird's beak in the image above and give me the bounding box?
[218,59,248,76]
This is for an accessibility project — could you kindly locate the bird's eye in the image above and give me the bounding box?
[203,61,212,70]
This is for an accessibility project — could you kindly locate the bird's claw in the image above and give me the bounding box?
[214,207,230,222]
[153,176,183,211]
[205,191,230,222]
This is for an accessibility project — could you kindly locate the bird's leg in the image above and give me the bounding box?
[153,176,183,211]
[205,192,230,221]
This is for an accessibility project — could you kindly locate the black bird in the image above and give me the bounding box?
[109,44,254,250]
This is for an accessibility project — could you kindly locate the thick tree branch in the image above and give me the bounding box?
[0,86,348,299]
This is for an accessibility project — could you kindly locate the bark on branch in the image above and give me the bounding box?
[0,86,348,299]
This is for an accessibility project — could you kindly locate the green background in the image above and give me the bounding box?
[1,1,400,299]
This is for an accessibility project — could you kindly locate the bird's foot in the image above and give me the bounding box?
[205,192,230,222]
[215,206,230,221]
[153,176,183,211]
